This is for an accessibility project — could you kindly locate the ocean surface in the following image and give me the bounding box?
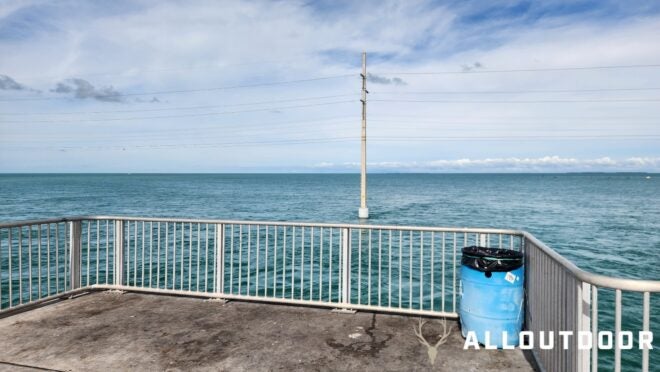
[1,173,658,280]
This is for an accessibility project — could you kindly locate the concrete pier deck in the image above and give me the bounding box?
[0,292,534,371]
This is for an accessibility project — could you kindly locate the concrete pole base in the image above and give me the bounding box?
[358,207,369,219]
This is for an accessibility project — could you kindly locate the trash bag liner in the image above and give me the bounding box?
[461,246,523,272]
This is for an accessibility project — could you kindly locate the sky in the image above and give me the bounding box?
[1,0,659,173]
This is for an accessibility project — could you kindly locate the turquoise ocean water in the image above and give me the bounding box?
[1,173,658,280]
[0,173,658,369]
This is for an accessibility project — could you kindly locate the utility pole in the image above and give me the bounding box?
[359,52,369,219]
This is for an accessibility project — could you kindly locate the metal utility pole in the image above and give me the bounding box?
[359,52,369,219]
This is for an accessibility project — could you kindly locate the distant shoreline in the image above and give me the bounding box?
[0,172,657,175]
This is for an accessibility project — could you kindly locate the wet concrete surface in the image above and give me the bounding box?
[0,292,534,371]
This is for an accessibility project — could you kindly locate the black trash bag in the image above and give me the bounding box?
[461,246,523,272]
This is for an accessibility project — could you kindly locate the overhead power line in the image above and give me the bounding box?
[0,94,358,116]
[371,98,660,104]
[51,137,358,150]
[370,87,660,95]
[0,100,355,124]
[0,74,356,102]
[370,135,660,140]
[373,63,660,75]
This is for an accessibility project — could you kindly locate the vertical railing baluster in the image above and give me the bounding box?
[230,224,234,294]
[419,231,423,310]
[187,223,192,291]
[256,225,260,296]
[341,228,350,306]
[69,221,81,290]
[358,229,362,305]
[577,282,591,371]
[318,227,322,301]
[309,227,313,300]
[157,222,161,288]
[28,225,32,301]
[430,232,434,311]
[8,228,12,307]
[378,229,382,307]
[125,222,130,286]
[238,225,242,295]
[591,287,598,372]
[86,221,91,286]
[290,226,295,300]
[273,226,278,297]
[264,225,269,297]
[368,229,372,305]
[105,220,109,285]
[37,224,42,299]
[148,221,153,288]
[388,230,392,308]
[47,224,51,295]
[454,233,461,312]
[614,289,621,372]
[329,228,333,302]
[134,221,138,286]
[204,224,209,292]
[179,223,184,290]
[140,221,144,287]
[300,226,304,300]
[409,230,413,309]
[64,223,67,291]
[196,223,201,292]
[642,291,650,372]
[398,230,402,309]
[114,220,125,287]
[247,225,251,295]
[215,223,225,295]
[55,225,59,293]
[95,221,100,285]
[158,222,170,289]
[442,232,446,312]
[282,226,286,299]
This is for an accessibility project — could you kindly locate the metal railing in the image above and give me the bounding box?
[524,233,659,372]
[0,216,657,371]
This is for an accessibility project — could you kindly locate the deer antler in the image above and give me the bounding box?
[434,318,453,347]
[412,318,454,366]
[413,319,431,347]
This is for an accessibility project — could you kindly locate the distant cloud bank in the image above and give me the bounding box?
[366,73,406,86]
[0,74,26,90]
[52,78,123,102]
[313,156,660,172]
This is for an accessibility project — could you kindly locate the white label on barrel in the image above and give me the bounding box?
[505,272,516,284]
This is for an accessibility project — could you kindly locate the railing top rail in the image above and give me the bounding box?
[523,232,660,293]
[0,217,73,228]
[0,215,524,235]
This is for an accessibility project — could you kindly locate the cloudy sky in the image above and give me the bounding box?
[1,0,659,172]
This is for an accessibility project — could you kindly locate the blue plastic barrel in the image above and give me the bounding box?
[459,246,524,348]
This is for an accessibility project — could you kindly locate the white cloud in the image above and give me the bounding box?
[314,157,660,172]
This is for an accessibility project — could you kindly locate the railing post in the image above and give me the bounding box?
[577,282,591,372]
[341,228,351,305]
[215,223,225,294]
[69,220,82,290]
[114,220,124,286]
